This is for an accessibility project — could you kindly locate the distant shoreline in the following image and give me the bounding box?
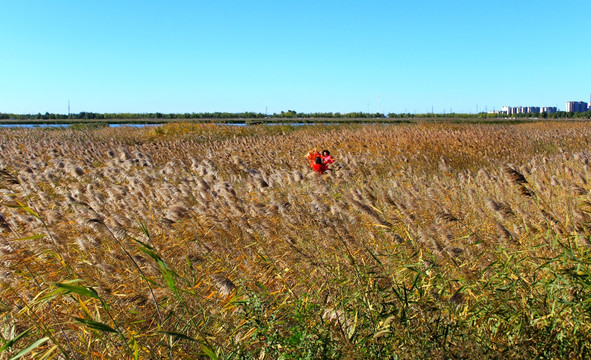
[0,117,585,126]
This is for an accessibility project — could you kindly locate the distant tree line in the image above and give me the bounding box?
[0,111,270,120]
[1,110,590,121]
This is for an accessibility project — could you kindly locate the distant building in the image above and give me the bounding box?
[541,107,557,113]
[500,105,546,115]
[566,101,588,113]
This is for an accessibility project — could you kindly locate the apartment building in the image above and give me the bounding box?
[566,101,588,113]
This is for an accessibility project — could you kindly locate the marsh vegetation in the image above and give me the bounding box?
[1,122,590,359]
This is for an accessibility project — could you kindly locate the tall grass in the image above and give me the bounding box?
[0,122,590,358]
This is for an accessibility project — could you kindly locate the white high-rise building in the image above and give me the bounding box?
[501,105,555,115]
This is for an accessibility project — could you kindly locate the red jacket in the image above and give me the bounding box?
[312,162,327,174]
[307,150,321,167]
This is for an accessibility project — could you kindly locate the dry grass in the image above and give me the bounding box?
[1,121,591,359]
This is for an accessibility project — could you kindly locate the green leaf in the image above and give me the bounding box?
[137,246,163,263]
[0,328,31,352]
[136,246,178,292]
[137,221,152,241]
[161,269,177,292]
[55,283,99,299]
[130,236,155,251]
[74,317,117,333]
[158,330,199,342]
[12,234,46,242]
[132,338,139,360]
[9,337,49,360]
[255,281,269,293]
[201,345,219,360]
[16,202,41,220]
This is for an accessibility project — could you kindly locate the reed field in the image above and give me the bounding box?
[1,121,591,359]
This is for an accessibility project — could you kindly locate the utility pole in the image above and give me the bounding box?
[68,100,70,118]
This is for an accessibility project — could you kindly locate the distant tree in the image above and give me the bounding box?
[280,110,297,118]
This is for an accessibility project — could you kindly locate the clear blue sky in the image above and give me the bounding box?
[2,0,590,114]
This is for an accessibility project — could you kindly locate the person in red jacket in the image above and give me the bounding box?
[321,150,334,165]
[307,150,321,167]
[312,156,328,174]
